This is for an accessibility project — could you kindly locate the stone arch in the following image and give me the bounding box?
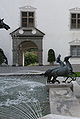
[12,37,43,66]
[10,27,45,66]
[17,41,39,66]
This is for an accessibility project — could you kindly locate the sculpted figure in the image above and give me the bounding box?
[44,55,76,84]
[0,18,10,30]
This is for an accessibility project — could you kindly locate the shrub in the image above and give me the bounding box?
[24,52,38,66]
[48,49,56,65]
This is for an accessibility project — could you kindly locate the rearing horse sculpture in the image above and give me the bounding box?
[44,55,76,84]
[0,18,10,30]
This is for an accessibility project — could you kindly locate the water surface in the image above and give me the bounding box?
[0,75,50,119]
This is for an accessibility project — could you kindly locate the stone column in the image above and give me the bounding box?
[18,49,23,66]
[12,49,18,66]
[38,49,43,66]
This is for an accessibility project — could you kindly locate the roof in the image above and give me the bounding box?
[10,27,45,37]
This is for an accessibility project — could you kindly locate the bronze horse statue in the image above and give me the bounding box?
[0,18,10,30]
[44,55,76,84]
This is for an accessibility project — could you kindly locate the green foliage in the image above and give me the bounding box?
[48,49,55,64]
[24,52,38,66]
[75,72,80,77]
[65,72,80,77]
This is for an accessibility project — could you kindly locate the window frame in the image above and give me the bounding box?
[21,11,35,27]
[70,45,80,57]
[70,13,80,29]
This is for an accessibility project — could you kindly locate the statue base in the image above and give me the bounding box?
[46,78,80,117]
[39,114,80,119]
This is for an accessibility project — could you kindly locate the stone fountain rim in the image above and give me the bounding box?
[0,72,44,76]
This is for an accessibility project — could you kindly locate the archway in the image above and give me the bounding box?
[18,41,39,66]
[10,27,45,66]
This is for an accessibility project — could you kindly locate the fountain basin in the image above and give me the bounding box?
[0,75,50,119]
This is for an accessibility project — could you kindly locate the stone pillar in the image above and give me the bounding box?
[13,49,18,66]
[47,80,80,117]
[38,49,43,66]
[18,50,23,66]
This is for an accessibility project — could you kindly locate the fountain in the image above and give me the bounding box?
[0,18,50,119]
[0,75,50,119]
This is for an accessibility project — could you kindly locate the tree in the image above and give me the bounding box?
[48,49,56,65]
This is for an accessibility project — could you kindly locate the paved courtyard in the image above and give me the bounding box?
[0,64,80,74]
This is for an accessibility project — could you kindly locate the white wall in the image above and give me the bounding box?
[0,0,80,65]
[33,0,80,64]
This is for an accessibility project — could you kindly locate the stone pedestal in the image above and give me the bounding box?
[39,114,80,119]
[47,81,80,117]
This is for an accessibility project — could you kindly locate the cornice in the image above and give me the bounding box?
[69,39,80,45]
[69,7,80,13]
[19,6,36,12]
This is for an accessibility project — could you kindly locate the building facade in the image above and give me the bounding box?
[0,0,80,65]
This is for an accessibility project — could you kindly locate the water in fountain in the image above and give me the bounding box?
[0,75,50,119]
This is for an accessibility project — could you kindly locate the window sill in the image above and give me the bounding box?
[71,56,80,58]
[70,28,80,31]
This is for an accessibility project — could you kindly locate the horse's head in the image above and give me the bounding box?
[56,54,61,63]
[64,56,72,62]
[0,18,4,23]
[0,18,10,30]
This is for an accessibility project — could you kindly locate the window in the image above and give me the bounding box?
[71,13,80,29]
[21,11,35,27]
[70,45,80,57]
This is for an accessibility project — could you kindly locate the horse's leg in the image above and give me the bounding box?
[47,75,53,83]
[52,77,60,84]
[55,79,60,84]
[67,72,77,83]
[47,76,51,83]
[67,77,76,83]
[67,77,73,83]
[51,77,56,84]
[62,77,68,83]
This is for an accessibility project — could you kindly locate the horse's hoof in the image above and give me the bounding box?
[62,81,66,83]
[51,81,55,84]
[67,81,70,83]
[47,81,51,84]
